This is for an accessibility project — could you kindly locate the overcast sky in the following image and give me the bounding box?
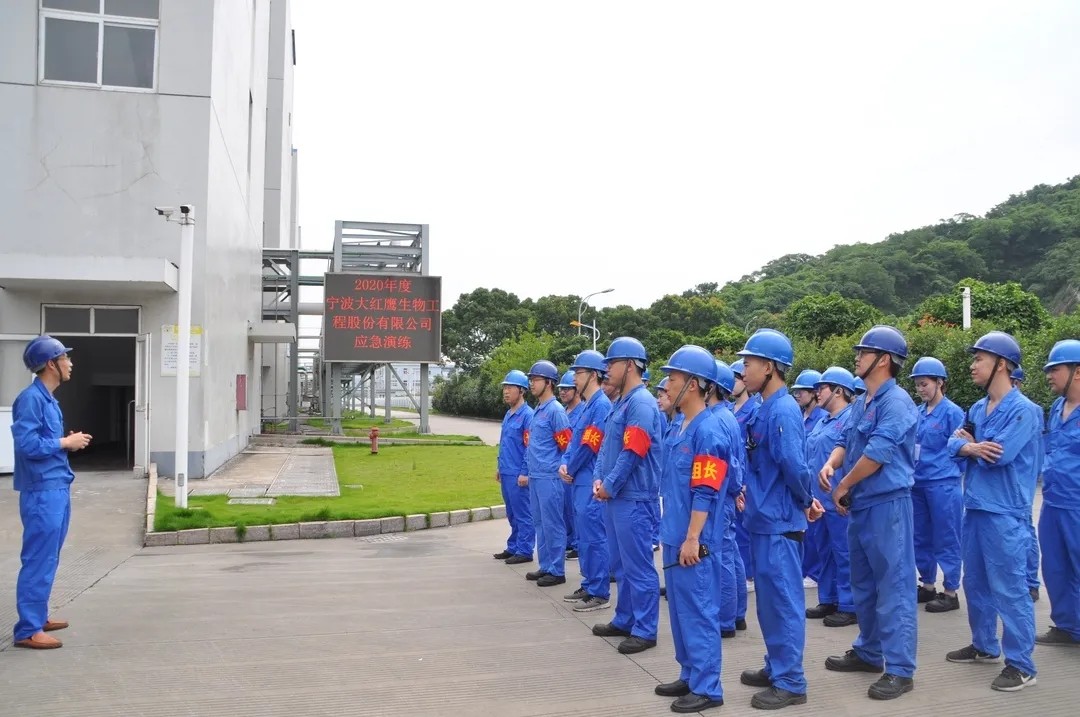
[290,0,1080,313]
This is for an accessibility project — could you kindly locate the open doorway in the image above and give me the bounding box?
[51,336,136,472]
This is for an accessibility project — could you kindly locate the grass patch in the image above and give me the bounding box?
[153,444,499,531]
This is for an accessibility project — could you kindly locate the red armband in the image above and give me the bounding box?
[690,455,728,491]
[622,425,651,458]
[523,429,530,448]
[581,425,604,454]
[554,428,572,451]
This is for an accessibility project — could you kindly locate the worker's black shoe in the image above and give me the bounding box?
[735,618,748,631]
[654,679,690,697]
[671,693,723,713]
[525,569,549,581]
[825,649,884,673]
[492,550,512,560]
[505,554,532,565]
[917,585,937,603]
[823,611,858,627]
[617,636,656,654]
[536,574,566,587]
[868,674,914,700]
[806,603,837,619]
[740,668,772,688]
[592,622,632,638]
[750,687,806,710]
[1036,626,1080,646]
[925,593,960,613]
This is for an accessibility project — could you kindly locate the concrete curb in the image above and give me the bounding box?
[143,503,508,547]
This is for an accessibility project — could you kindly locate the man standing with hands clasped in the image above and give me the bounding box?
[819,325,919,701]
[11,336,92,650]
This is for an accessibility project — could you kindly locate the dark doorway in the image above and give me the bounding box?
[51,336,136,472]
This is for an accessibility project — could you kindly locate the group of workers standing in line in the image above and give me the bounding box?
[494,326,1080,712]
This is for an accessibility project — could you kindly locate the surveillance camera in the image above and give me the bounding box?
[156,206,176,217]
[179,204,192,215]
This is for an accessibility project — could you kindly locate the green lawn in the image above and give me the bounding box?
[153,443,500,532]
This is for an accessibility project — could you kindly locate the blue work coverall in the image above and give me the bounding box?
[11,378,74,641]
[802,406,828,581]
[1040,395,1080,640]
[1024,400,1045,592]
[661,409,730,702]
[949,388,1040,677]
[734,396,760,580]
[522,396,572,577]
[806,404,854,613]
[564,401,583,553]
[838,379,918,678]
[912,397,965,592]
[562,389,613,600]
[498,402,535,558]
[598,384,663,641]
[710,403,747,629]
[743,388,814,694]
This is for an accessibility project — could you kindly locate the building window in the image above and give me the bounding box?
[39,0,159,91]
[43,305,142,336]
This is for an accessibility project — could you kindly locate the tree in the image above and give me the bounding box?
[479,325,555,389]
[701,325,748,355]
[549,334,591,368]
[523,294,582,337]
[917,279,1050,334]
[783,293,881,343]
[441,288,530,372]
[644,328,689,365]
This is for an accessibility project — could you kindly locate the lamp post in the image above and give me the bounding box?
[571,320,601,351]
[156,204,194,508]
[577,288,614,336]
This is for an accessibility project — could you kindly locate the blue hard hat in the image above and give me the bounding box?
[792,369,823,391]
[527,360,560,382]
[714,360,736,394]
[909,357,948,380]
[661,345,717,385]
[643,369,651,382]
[657,377,670,392]
[1044,340,1080,371]
[557,370,576,389]
[604,336,648,364]
[853,377,867,395]
[730,359,746,378]
[815,366,856,393]
[501,369,529,390]
[969,331,1021,366]
[1011,367,1025,382]
[22,335,72,372]
[570,349,607,375]
[854,325,908,360]
[737,328,794,369]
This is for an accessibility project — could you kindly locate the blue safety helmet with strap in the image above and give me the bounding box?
[642,369,651,383]
[657,377,669,393]
[1011,367,1025,383]
[854,325,908,360]
[604,336,648,364]
[1044,339,1080,371]
[527,360,560,382]
[714,359,736,394]
[661,345,717,386]
[501,369,529,390]
[815,366,856,393]
[570,349,607,377]
[909,357,948,380]
[792,369,823,391]
[853,377,867,395]
[968,331,1021,367]
[23,335,72,373]
[557,370,576,389]
[730,359,746,378]
[737,328,794,370]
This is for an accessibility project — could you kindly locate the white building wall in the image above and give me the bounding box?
[0,0,298,478]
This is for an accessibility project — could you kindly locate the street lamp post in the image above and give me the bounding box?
[156,204,194,509]
[571,320,601,351]
[578,288,614,336]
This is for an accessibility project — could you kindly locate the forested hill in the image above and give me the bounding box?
[718,175,1080,323]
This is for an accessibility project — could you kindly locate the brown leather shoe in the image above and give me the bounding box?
[43,619,69,632]
[14,632,63,649]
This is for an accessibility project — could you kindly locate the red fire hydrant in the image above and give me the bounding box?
[369,426,379,454]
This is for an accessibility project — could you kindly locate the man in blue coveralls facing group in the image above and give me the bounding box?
[946,331,1040,693]
[11,335,92,650]
[819,325,919,701]
[590,337,663,656]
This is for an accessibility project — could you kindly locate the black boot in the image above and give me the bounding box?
[805,603,838,619]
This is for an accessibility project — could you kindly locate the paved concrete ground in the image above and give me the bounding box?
[0,470,1077,716]
[395,410,503,445]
